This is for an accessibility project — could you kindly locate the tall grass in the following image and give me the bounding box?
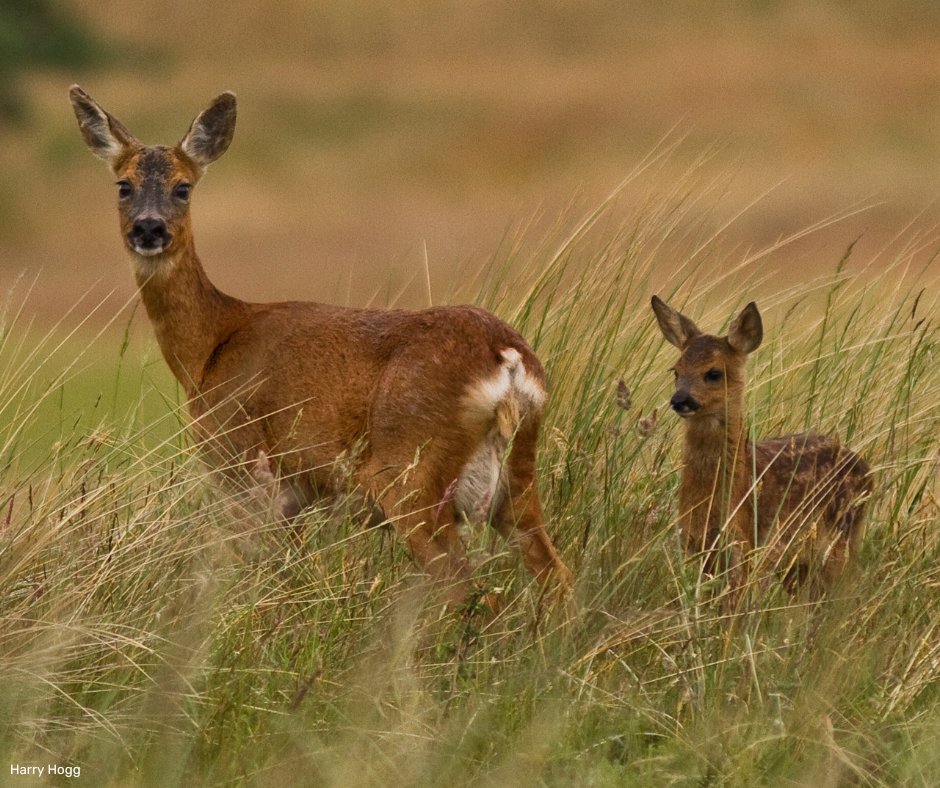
[1,174,938,785]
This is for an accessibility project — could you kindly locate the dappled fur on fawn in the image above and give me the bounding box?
[651,296,871,593]
[69,86,572,607]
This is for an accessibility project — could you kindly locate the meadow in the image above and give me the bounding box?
[0,159,938,785]
[1,2,939,785]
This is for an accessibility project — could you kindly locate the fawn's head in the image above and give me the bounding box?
[651,296,763,423]
[69,86,236,262]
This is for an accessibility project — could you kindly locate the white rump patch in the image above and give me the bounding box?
[455,347,545,523]
[462,347,545,421]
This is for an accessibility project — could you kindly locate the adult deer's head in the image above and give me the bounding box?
[69,85,236,262]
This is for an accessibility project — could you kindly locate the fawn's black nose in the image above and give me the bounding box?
[670,391,700,416]
[130,218,170,251]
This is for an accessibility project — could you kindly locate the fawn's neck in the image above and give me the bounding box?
[680,412,752,535]
[133,240,250,394]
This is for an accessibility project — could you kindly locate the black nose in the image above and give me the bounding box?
[670,391,700,414]
[130,218,170,250]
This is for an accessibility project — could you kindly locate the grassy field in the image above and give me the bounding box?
[0,175,938,785]
[1,2,939,784]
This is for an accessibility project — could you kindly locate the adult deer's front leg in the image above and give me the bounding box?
[250,449,307,522]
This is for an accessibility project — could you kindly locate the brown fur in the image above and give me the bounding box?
[69,86,572,606]
[651,295,871,596]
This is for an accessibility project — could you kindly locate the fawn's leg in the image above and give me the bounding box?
[721,539,750,615]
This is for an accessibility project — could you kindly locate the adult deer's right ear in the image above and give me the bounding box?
[651,295,701,349]
[68,85,138,170]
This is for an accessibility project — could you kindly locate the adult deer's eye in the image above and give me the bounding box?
[704,368,723,383]
[116,180,132,199]
[173,182,192,201]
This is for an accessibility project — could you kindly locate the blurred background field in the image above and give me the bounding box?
[1,4,940,784]
[1,0,939,319]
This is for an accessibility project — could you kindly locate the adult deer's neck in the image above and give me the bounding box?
[133,239,250,394]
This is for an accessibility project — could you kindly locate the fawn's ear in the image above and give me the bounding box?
[179,91,237,170]
[651,295,701,349]
[69,85,139,170]
[727,302,763,354]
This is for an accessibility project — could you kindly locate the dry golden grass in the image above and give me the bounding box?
[0,184,937,783]
[2,5,940,784]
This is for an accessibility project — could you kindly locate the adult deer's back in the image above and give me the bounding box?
[69,86,573,607]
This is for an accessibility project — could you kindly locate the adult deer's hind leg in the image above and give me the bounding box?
[489,428,573,596]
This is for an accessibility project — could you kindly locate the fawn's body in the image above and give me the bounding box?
[652,296,871,592]
[70,86,572,606]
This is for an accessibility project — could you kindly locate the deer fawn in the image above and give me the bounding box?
[69,86,573,608]
[651,295,871,597]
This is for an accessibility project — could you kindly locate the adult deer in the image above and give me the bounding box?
[651,295,871,597]
[69,86,572,607]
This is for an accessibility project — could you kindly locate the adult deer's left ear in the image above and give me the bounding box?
[179,91,237,170]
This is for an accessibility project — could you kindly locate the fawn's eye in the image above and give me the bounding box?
[116,180,133,199]
[704,368,723,383]
[173,182,192,201]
